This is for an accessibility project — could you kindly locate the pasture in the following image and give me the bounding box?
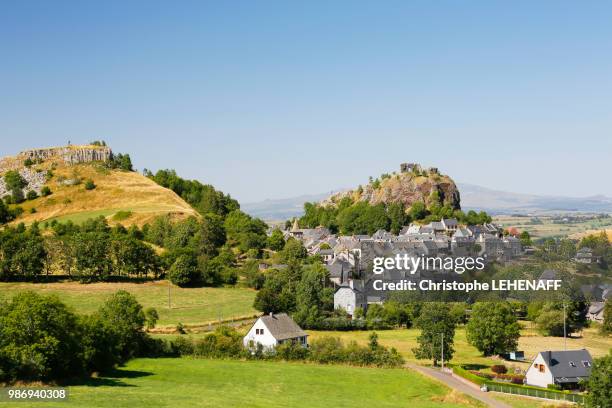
[2,358,484,408]
[0,281,257,327]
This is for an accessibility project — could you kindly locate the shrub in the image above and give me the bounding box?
[26,190,38,200]
[112,210,133,221]
[491,364,508,374]
[29,207,37,214]
[41,186,52,196]
[144,307,159,330]
[23,158,34,167]
[84,179,96,190]
[547,383,562,390]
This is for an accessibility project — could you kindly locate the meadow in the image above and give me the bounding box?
[0,281,257,327]
[493,214,612,239]
[2,359,484,408]
[306,323,612,368]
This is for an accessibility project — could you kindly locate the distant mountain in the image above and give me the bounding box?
[458,183,612,214]
[241,192,334,221]
[243,183,612,221]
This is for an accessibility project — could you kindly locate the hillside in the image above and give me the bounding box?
[0,144,197,226]
[322,163,461,210]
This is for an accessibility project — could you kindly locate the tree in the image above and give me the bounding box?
[536,300,588,336]
[466,302,520,356]
[0,292,84,381]
[41,186,52,196]
[409,201,428,220]
[0,200,8,224]
[144,307,159,330]
[280,238,307,263]
[293,264,328,327]
[267,228,285,251]
[585,354,611,408]
[26,190,38,200]
[412,303,456,365]
[519,231,532,246]
[4,170,26,191]
[168,253,200,286]
[110,235,160,278]
[97,290,145,362]
[602,300,612,335]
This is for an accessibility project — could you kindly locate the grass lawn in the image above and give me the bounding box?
[490,393,573,408]
[2,358,484,408]
[307,323,612,368]
[0,281,257,327]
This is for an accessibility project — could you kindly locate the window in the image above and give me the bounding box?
[582,361,591,367]
[255,328,264,335]
[539,364,545,373]
[569,361,576,367]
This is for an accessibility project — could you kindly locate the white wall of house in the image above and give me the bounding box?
[525,353,554,387]
[334,287,358,315]
[243,319,278,351]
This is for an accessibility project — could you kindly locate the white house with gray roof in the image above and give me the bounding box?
[243,313,308,351]
[525,349,593,388]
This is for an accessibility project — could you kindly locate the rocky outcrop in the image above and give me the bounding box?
[20,145,112,164]
[322,163,461,210]
[0,167,47,198]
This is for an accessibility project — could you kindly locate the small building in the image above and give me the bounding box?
[501,351,525,361]
[243,313,308,351]
[334,281,366,317]
[574,247,599,264]
[587,302,605,322]
[525,350,593,389]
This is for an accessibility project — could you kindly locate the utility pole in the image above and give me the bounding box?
[563,302,567,350]
[441,333,444,369]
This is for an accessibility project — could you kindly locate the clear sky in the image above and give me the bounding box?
[1,1,611,203]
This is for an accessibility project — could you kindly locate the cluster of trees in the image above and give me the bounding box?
[527,300,589,336]
[170,328,403,368]
[145,169,239,217]
[1,170,44,206]
[299,197,491,235]
[0,291,155,382]
[0,218,160,282]
[106,153,133,171]
[535,231,611,267]
[142,209,268,287]
[253,251,335,328]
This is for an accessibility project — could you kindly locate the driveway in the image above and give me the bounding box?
[406,363,511,408]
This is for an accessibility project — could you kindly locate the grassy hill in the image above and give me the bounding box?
[1,358,484,408]
[0,281,257,328]
[2,147,197,227]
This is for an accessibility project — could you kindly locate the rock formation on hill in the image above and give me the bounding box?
[322,163,461,210]
[0,144,113,199]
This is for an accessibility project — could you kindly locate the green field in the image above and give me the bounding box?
[493,214,612,239]
[2,359,484,408]
[0,281,257,327]
[307,324,612,368]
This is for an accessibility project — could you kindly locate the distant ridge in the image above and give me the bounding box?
[242,183,612,220]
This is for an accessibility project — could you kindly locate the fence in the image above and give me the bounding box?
[486,382,585,404]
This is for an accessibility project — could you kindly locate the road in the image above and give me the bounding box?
[406,364,512,408]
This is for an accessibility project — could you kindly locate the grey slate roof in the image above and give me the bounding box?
[260,313,307,341]
[539,349,593,381]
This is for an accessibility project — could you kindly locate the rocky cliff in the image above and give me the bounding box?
[20,145,112,164]
[0,144,113,198]
[322,163,461,210]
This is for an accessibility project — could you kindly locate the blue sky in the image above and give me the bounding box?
[1,1,611,202]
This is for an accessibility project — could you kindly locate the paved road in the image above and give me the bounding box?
[406,364,511,408]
